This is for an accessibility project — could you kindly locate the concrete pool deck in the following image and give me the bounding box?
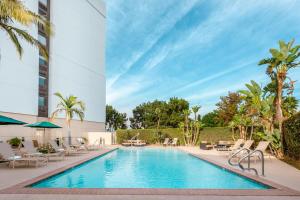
[0,145,300,200]
[178,146,300,192]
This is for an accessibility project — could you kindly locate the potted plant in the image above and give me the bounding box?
[7,137,22,148]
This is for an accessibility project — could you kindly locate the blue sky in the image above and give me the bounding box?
[105,0,300,116]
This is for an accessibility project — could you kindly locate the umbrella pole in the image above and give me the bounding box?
[44,128,46,145]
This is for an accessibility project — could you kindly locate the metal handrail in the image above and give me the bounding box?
[238,150,264,176]
[228,148,250,166]
[129,133,140,146]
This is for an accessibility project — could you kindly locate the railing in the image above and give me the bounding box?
[128,133,140,146]
[228,148,250,167]
[228,148,265,176]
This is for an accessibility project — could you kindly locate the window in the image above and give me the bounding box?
[38,34,47,46]
[38,96,45,107]
[39,0,48,6]
[39,76,46,86]
[39,55,47,66]
[38,0,48,17]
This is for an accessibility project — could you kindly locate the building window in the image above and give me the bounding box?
[39,0,48,6]
[39,55,47,66]
[38,34,47,46]
[38,1,48,17]
[39,76,46,86]
[38,96,45,107]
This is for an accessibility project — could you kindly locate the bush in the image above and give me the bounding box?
[283,112,300,159]
[116,127,236,145]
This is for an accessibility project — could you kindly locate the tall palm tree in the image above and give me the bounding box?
[191,105,201,121]
[155,108,161,130]
[51,92,85,145]
[259,39,300,134]
[0,0,51,59]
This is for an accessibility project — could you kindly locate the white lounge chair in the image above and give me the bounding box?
[171,138,178,146]
[0,142,47,168]
[249,141,270,162]
[229,139,245,151]
[228,140,254,157]
[163,138,169,146]
[76,138,99,151]
[22,140,64,161]
[62,141,87,155]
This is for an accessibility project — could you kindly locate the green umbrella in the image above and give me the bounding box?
[25,121,62,144]
[0,115,27,125]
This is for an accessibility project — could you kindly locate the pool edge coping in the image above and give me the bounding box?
[0,146,299,196]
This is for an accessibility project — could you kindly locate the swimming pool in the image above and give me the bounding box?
[31,148,269,189]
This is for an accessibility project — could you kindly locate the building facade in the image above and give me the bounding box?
[0,0,106,142]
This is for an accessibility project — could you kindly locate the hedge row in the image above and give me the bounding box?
[283,112,300,159]
[116,127,237,145]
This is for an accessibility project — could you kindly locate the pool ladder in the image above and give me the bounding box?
[228,148,265,176]
[129,133,140,146]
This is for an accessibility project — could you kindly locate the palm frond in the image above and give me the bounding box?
[0,22,22,57]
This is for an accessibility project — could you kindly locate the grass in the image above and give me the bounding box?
[282,157,300,170]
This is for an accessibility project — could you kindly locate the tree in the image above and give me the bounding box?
[129,98,189,129]
[191,105,201,121]
[202,111,219,127]
[129,100,167,129]
[0,0,51,59]
[51,92,85,145]
[259,39,300,134]
[106,105,127,131]
[239,80,275,136]
[282,96,298,118]
[180,108,203,146]
[166,97,189,127]
[215,92,242,126]
[155,107,161,130]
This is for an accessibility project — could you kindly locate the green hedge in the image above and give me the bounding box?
[116,127,236,145]
[283,112,300,159]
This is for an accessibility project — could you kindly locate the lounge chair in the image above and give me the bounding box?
[170,138,178,146]
[229,139,245,151]
[163,138,169,146]
[249,141,270,162]
[76,138,99,151]
[228,140,254,157]
[62,141,87,155]
[122,140,132,146]
[133,140,146,147]
[215,141,234,151]
[0,142,47,168]
[22,140,64,161]
[200,141,213,150]
[49,140,67,154]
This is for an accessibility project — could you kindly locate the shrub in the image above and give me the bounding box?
[283,112,300,159]
[116,127,236,145]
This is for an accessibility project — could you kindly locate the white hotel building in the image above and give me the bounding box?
[0,0,106,143]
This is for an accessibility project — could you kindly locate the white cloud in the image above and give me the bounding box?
[106,0,199,87]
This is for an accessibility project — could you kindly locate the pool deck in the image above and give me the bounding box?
[178,146,300,192]
[0,145,300,200]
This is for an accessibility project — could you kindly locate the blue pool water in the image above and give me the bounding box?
[32,148,269,189]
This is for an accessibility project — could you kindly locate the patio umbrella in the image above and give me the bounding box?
[0,115,27,125]
[25,121,62,144]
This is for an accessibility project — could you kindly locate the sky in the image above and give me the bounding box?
[105,0,300,117]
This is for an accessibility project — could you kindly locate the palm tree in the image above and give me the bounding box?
[259,39,300,134]
[191,105,201,121]
[239,80,275,135]
[0,0,51,59]
[155,108,161,130]
[51,92,85,145]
